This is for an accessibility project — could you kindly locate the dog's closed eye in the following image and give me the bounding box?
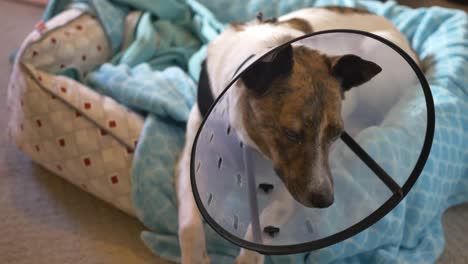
[326,125,343,142]
[283,128,304,143]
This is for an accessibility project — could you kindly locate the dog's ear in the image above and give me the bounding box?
[241,44,293,96]
[330,54,382,92]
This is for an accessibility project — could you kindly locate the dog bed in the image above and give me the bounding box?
[7,0,468,263]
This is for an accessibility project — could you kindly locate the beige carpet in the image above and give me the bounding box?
[0,1,466,264]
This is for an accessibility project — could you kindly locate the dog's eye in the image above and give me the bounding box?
[328,126,343,141]
[283,128,303,143]
[331,132,342,141]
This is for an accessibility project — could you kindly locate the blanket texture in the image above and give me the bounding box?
[43,0,467,263]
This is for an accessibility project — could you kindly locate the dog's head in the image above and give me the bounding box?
[240,44,381,208]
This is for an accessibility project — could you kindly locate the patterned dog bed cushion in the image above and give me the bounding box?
[7,9,143,216]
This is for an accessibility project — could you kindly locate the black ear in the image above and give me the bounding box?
[331,54,382,91]
[241,44,293,96]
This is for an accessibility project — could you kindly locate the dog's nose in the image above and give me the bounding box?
[309,192,334,208]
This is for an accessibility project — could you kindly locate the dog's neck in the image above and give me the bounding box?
[227,81,257,150]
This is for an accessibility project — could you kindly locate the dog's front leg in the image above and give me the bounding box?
[176,105,210,264]
[236,189,297,264]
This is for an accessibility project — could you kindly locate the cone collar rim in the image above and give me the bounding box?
[190,29,435,255]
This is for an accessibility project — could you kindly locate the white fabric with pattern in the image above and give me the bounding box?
[7,9,144,216]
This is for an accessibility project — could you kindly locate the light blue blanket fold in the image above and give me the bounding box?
[43,0,468,263]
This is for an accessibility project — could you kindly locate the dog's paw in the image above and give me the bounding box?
[180,241,210,264]
[181,251,210,264]
[179,224,210,264]
[235,249,264,264]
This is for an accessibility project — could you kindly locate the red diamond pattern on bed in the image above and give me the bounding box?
[7,10,145,216]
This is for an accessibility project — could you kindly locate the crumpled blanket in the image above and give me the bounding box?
[42,0,468,263]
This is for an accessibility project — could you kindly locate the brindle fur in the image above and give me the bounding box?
[321,6,372,15]
[279,18,314,34]
[230,22,246,31]
[230,6,370,32]
[230,17,313,34]
[240,46,343,205]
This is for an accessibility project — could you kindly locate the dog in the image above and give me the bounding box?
[176,6,419,264]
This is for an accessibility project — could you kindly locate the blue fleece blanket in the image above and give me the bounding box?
[45,0,468,263]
